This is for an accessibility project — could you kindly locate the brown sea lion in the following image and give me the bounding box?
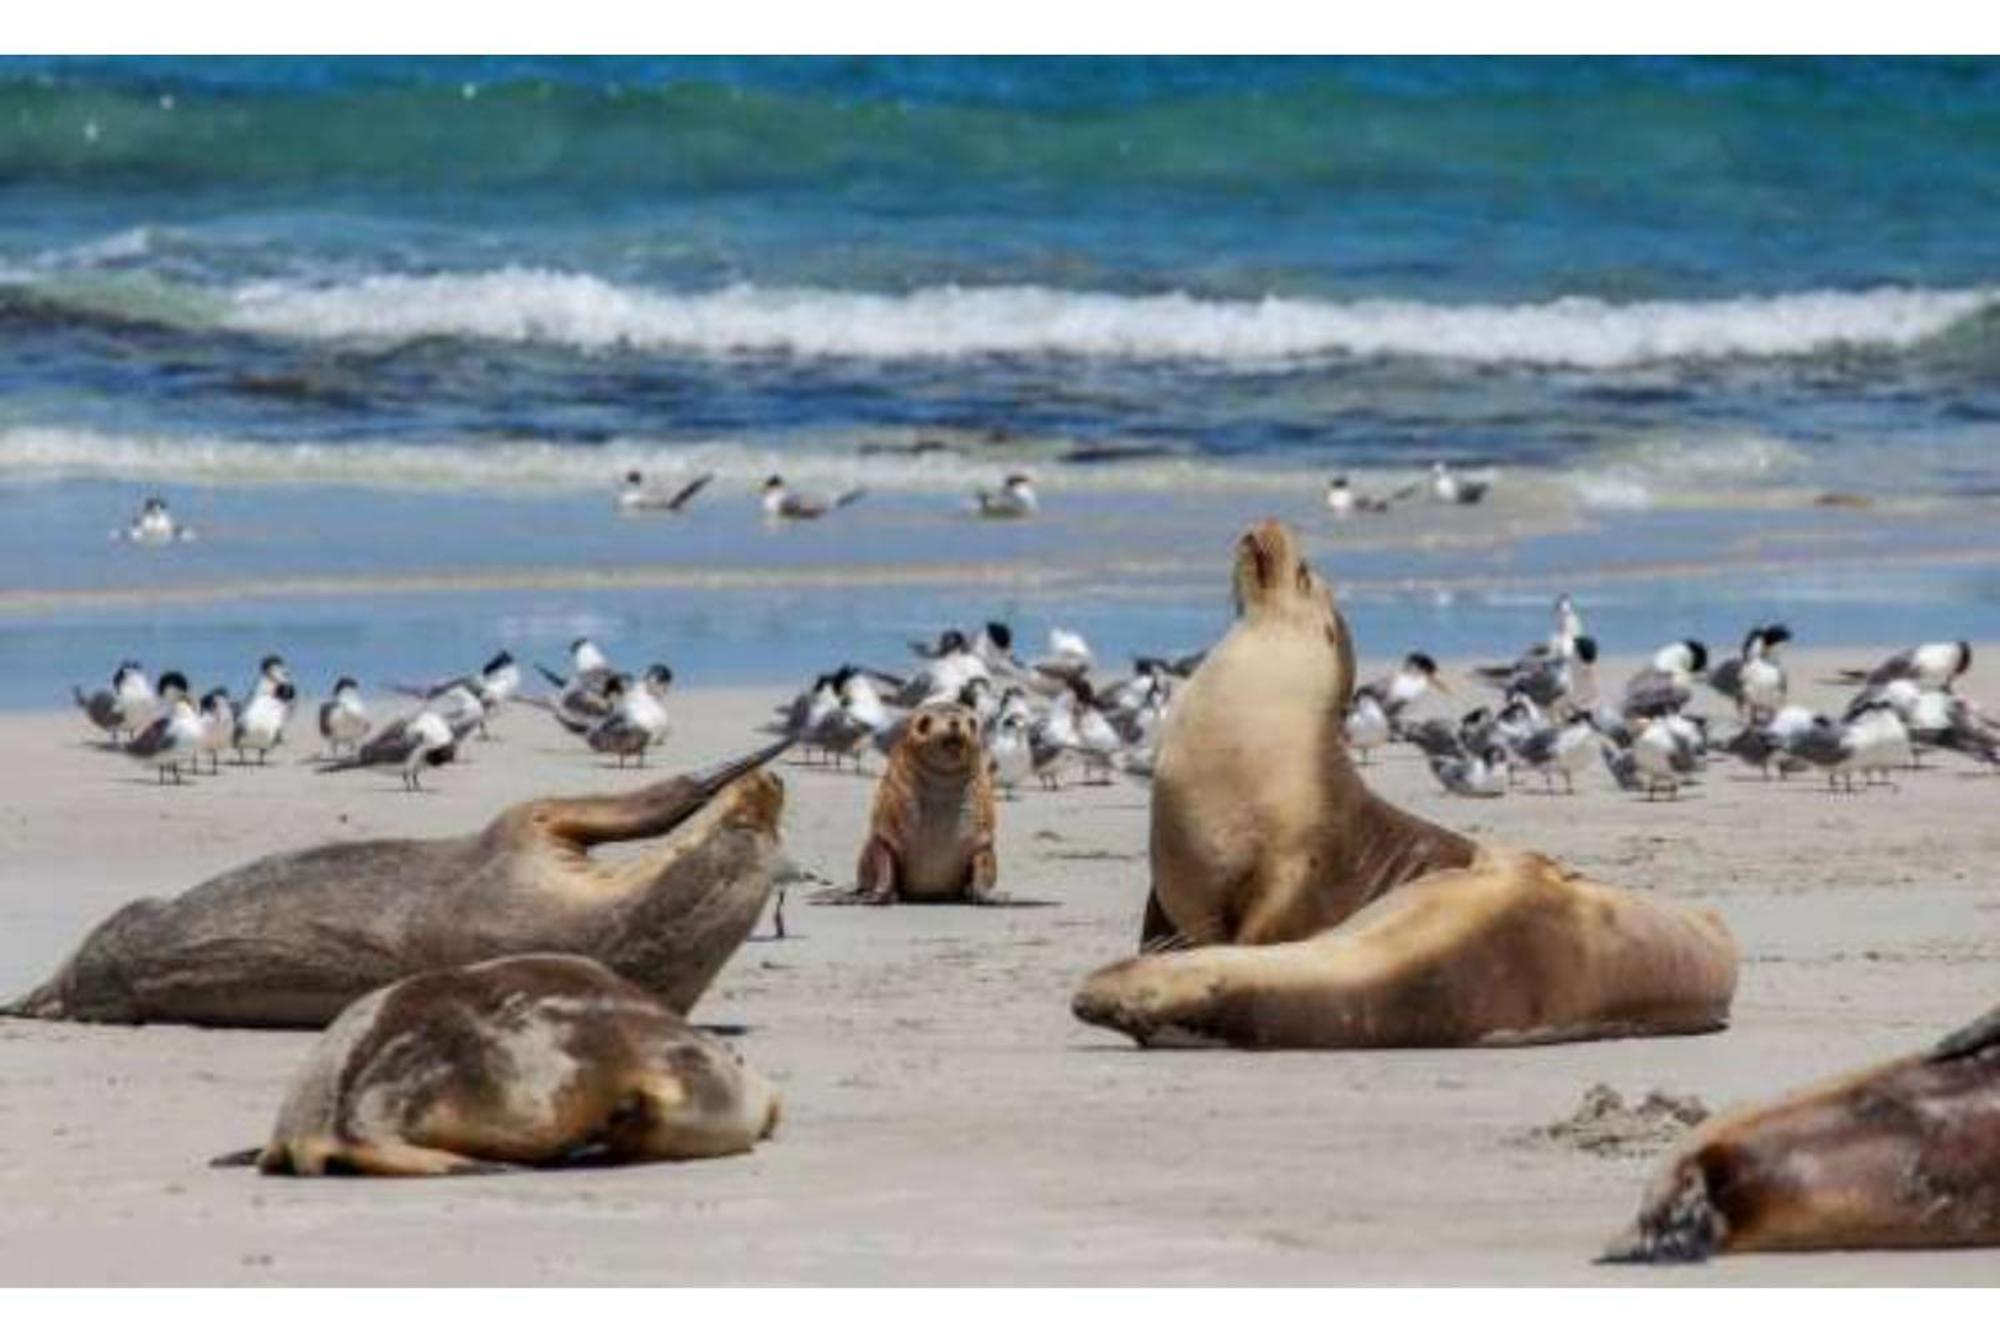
[1603,1004,2000,1261]
[1072,519,1738,1048]
[236,954,779,1176]
[4,741,789,1029]
[852,702,998,902]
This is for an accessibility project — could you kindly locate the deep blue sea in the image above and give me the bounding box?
[3,57,2000,704]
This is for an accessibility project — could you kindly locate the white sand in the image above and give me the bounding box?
[2,653,1998,1285]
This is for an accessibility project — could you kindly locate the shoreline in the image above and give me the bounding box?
[3,655,1998,1283]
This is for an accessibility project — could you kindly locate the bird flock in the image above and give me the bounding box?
[69,638,679,790]
[1360,597,1998,801]
[763,622,1184,792]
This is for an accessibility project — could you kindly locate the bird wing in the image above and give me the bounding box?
[667,473,714,511]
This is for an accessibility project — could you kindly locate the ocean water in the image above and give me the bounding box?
[3,57,1999,705]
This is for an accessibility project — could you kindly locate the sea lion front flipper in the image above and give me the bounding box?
[965,846,998,901]
[853,835,900,904]
[536,739,793,849]
[1138,887,1181,953]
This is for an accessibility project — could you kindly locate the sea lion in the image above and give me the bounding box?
[853,702,998,902]
[1603,1004,2000,1261]
[5,741,789,1028]
[238,954,779,1176]
[1072,519,1737,1048]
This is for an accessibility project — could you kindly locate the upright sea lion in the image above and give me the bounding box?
[5,741,789,1028]
[853,702,998,902]
[239,954,779,1176]
[1072,519,1737,1048]
[1603,1004,2000,1261]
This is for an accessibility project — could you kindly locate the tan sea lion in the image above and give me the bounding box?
[235,954,779,1176]
[1072,519,1738,1048]
[4,741,789,1028]
[1603,1004,2000,1261]
[852,702,998,902]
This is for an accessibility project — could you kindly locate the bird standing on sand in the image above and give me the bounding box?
[1343,686,1393,764]
[1621,639,1709,720]
[318,677,371,758]
[1428,744,1509,798]
[73,661,155,743]
[1511,711,1603,794]
[585,666,674,767]
[125,674,201,784]
[233,680,297,765]
[617,469,713,514]
[975,474,1038,519]
[1631,713,1705,800]
[196,687,235,774]
[319,709,456,792]
[762,475,865,521]
[1708,625,1791,722]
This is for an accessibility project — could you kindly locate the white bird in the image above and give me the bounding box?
[1512,712,1602,793]
[1428,744,1508,798]
[1428,462,1490,506]
[985,705,1034,797]
[1369,652,1449,723]
[1343,686,1393,764]
[125,677,202,784]
[1708,625,1791,722]
[1832,641,1973,692]
[1323,474,1392,518]
[1842,702,1915,786]
[1621,640,1710,720]
[73,660,155,743]
[617,469,712,514]
[232,681,297,765]
[974,474,1038,519]
[586,667,674,767]
[762,475,865,521]
[318,677,371,758]
[1631,714,1706,800]
[119,496,194,545]
[319,710,457,791]
[196,686,235,775]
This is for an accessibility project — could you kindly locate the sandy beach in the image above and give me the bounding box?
[1,648,1996,1285]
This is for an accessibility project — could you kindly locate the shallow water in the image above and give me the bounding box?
[5,57,2000,702]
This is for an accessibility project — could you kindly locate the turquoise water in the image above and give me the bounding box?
[2,57,1999,703]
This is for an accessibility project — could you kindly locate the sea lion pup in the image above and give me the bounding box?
[5,741,790,1028]
[1603,1004,2000,1262]
[1071,519,1737,1049]
[851,701,998,903]
[236,955,779,1177]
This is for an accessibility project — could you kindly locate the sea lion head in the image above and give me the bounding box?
[1229,518,1354,704]
[903,703,981,775]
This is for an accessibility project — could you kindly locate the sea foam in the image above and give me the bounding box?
[221,270,1997,369]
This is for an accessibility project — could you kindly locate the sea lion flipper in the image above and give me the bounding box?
[1928,1003,2000,1062]
[538,740,791,849]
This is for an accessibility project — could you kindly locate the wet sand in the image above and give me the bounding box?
[2,651,1997,1284]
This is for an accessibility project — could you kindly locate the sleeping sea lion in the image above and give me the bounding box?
[1603,1003,2000,1261]
[237,954,779,1176]
[5,741,789,1028]
[852,701,998,902]
[1071,519,1738,1048]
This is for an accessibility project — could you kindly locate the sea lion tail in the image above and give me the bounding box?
[0,978,64,1019]
[209,1147,266,1169]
